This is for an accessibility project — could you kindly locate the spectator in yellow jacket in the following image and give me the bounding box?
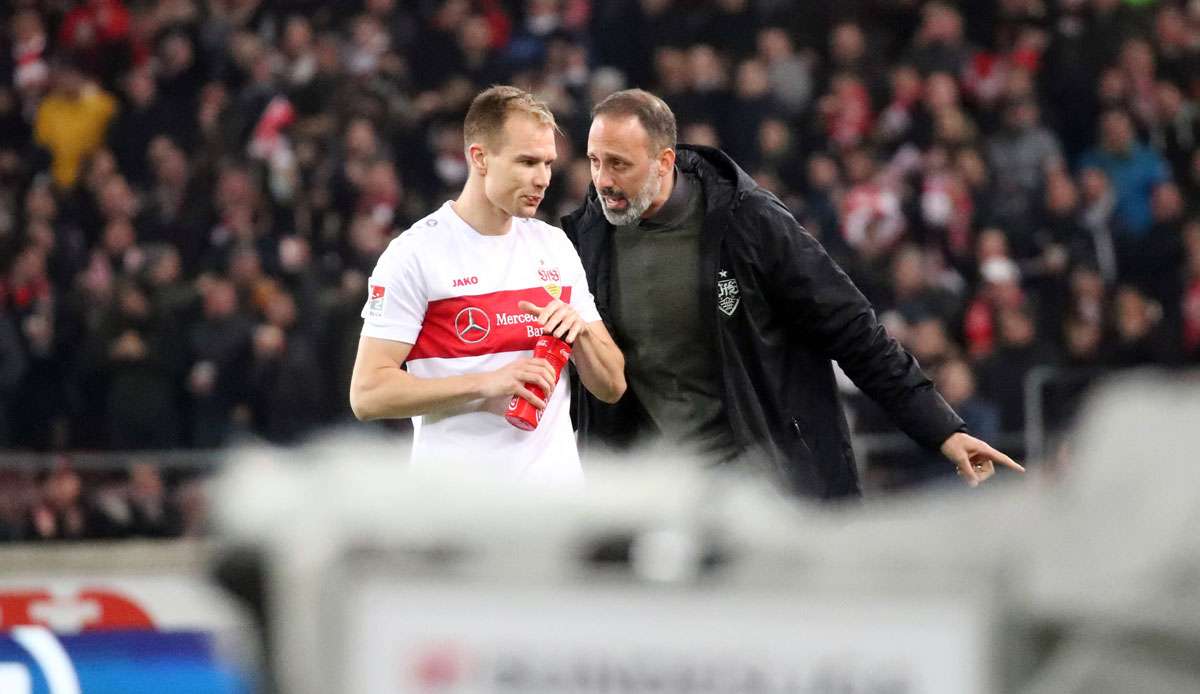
[34,56,118,189]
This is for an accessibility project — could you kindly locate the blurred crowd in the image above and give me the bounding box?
[0,458,208,540]
[0,0,1198,518]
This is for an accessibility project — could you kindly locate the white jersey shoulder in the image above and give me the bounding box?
[397,206,455,246]
[514,215,576,252]
[515,215,564,236]
[373,207,451,271]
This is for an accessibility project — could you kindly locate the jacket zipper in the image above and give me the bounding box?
[790,418,814,457]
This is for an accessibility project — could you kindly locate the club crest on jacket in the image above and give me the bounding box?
[717,269,740,316]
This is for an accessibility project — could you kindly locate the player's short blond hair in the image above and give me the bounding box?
[463,85,557,150]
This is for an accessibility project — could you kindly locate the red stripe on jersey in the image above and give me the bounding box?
[408,286,574,360]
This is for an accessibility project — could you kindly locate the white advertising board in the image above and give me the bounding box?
[339,576,992,694]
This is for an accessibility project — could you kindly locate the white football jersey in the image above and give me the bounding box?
[361,202,600,486]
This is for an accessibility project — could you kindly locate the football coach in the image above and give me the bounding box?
[562,89,1021,498]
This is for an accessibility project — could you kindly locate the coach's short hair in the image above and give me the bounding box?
[591,89,677,154]
[463,85,556,150]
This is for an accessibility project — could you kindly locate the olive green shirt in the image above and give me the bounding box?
[610,170,740,462]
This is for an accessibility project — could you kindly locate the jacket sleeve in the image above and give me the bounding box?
[748,194,965,450]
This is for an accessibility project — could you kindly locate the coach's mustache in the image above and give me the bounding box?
[598,187,627,200]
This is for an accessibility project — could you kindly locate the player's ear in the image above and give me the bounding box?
[468,143,488,176]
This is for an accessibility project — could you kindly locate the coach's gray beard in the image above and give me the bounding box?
[599,171,663,226]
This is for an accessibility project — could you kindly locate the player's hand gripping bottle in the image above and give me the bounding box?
[505,335,571,431]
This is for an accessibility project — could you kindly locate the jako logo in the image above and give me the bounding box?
[452,276,479,288]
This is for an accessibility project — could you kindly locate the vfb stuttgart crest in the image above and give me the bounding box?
[717,270,740,316]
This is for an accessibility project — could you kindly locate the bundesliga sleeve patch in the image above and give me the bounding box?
[368,284,386,317]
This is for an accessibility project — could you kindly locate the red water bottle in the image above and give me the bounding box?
[505,335,572,431]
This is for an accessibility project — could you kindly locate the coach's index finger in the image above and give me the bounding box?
[986,444,1025,472]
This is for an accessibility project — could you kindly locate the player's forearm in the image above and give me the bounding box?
[350,366,487,420]
[571,324,626,404]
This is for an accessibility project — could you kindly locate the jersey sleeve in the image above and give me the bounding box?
[361,235,427,344]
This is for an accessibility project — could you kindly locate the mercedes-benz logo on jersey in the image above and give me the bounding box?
[454,307,491,343]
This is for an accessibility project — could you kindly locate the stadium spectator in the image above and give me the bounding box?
[1130,182,1189,329]
[1110,284,1177,367]
[912,357,1001,485]
[939,360,1000,441]
[883,244,961,328]
[824,20,886,107]
[92,279,183,449]
[57,0,135,88]
[1079,108,1170,237]
[977,304,1059,433]
[1077,165,1124,283]
[34,55,118,190]
[249,288,322,444]
[186,277,252,448]
[107,65,182,188]
[0,310,26,446]
[10,9,50,106]
[1153,4,1200,94]
[24,463,96,541]
[91,460,183,538]
[985,96,1064,250]
[1150,80,1199,185]
[755,26,813,119]
[905,2,975,77]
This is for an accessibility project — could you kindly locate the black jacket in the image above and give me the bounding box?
[562,145,964,499]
